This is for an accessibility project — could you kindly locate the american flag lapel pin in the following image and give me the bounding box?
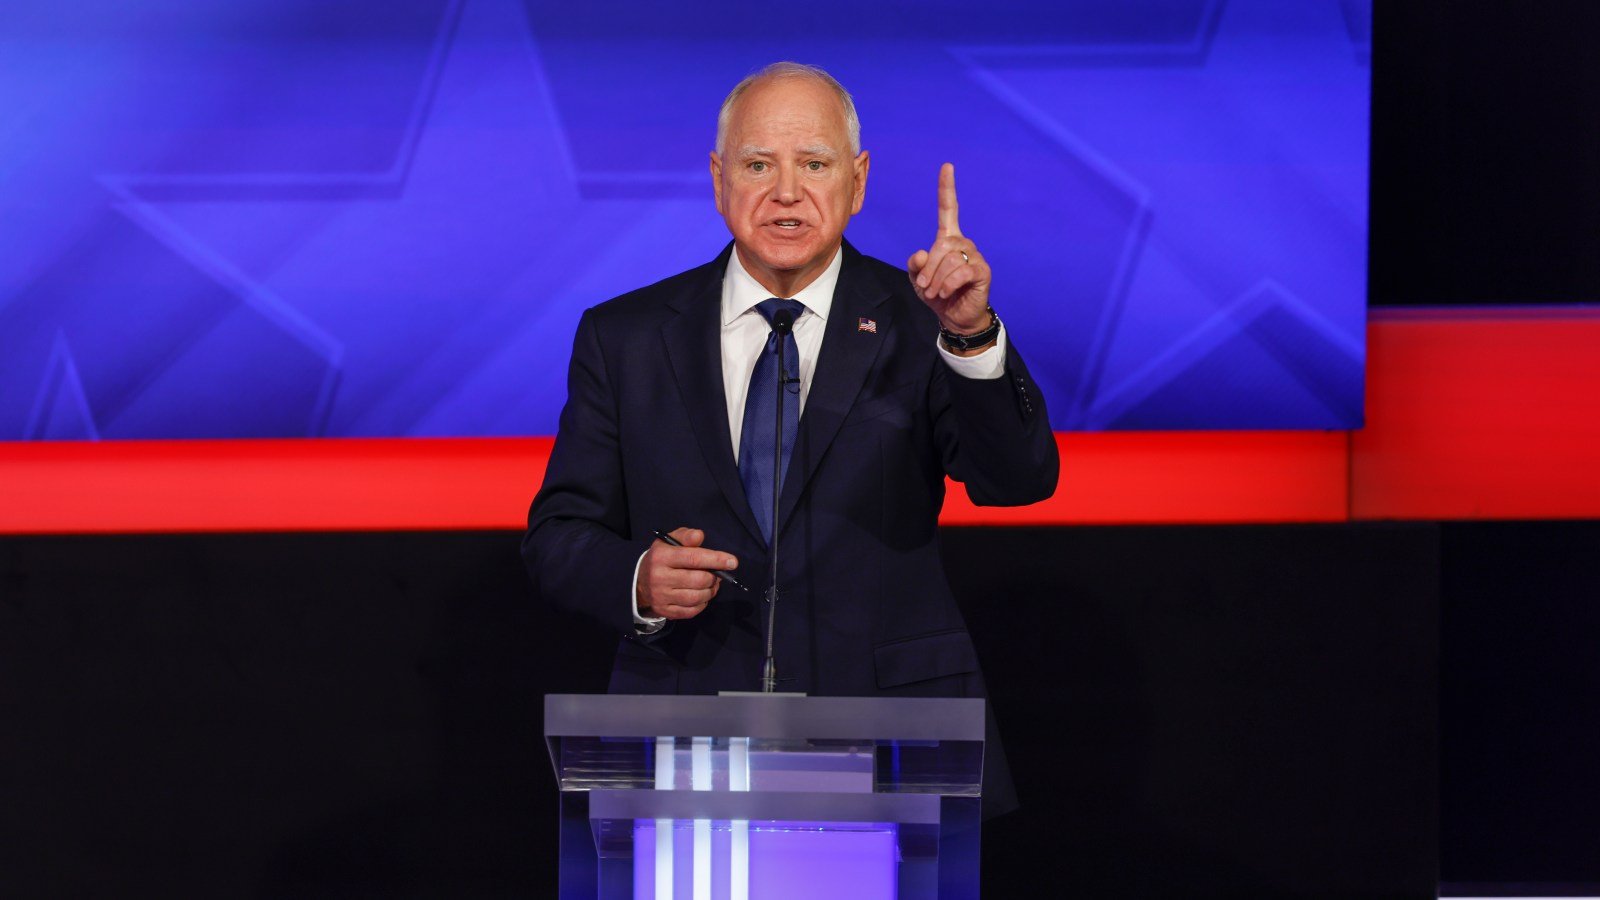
[857,317,878,334]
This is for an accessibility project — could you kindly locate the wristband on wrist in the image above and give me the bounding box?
[939,306,1001,352]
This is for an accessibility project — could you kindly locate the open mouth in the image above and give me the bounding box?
[771,219,804,230]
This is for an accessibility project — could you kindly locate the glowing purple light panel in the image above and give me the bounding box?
[633,821,898,900]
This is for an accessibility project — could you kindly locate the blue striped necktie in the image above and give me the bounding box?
[739,298,806,545]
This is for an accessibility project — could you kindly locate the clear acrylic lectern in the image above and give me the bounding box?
[544,693,985,900]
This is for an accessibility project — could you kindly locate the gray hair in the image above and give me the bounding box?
[715,61,861,157]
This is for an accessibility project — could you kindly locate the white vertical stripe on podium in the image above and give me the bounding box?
[729,737,751,900]
[691,737,712,900]
[654,736,675,899]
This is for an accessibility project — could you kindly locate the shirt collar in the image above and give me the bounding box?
[721,244,841,327]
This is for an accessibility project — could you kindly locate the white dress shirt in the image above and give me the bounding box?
[633,245,1008,630]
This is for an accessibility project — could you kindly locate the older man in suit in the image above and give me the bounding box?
[523,62,1055,711]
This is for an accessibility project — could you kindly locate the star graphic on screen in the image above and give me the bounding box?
[956,0,1369,428]
[106,0,729,437]
[36,0,1372,438]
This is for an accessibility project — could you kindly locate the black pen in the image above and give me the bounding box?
[650,530,750,592]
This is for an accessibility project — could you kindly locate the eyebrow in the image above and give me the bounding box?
[732,144,840,161]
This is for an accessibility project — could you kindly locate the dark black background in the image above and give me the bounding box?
[5,524,1596,896]
[1369,0,1600,305]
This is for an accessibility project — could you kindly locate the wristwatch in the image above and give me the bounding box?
[939,306,1001,352]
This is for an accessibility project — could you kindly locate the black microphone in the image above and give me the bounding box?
[762,308,795,693]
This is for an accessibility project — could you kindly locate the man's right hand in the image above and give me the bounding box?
[637,527,739,620]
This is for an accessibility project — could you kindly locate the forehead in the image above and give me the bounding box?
[725,77,849,147]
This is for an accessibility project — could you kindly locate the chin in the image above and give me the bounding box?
[746,236,827,275]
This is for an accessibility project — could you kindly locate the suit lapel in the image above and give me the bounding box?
[775,243,893,538]
[661,245,767,546]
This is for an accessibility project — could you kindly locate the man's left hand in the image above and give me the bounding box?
[907,163,993,349]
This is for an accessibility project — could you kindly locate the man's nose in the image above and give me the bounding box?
[773,165,800,204]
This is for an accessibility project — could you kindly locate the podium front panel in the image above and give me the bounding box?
[546,694,983,899]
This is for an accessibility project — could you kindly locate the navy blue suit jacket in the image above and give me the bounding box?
[522,240,1057,698]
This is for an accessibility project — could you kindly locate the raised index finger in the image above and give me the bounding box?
[937,162,961,237]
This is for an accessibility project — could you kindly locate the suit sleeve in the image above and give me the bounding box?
[931,334,1060,506]
[521,309,651,635]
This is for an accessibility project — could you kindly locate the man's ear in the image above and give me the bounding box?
[850,150,870,216]
[710,152,725,215]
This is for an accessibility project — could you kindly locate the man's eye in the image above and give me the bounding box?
[750,161,767,173]
[807,161,823,171]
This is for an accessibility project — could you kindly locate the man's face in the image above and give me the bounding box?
[711,76,869,295]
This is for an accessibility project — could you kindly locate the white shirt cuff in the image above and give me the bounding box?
[631,549,666,634]
[936,323,1007,380]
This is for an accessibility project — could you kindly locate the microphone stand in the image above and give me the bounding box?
[761,310,795,693]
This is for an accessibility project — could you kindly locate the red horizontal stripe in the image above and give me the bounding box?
[1,308,1596,533]
[944,431,1349,525]
[0,437,550,534]
[1352,307,1600,519]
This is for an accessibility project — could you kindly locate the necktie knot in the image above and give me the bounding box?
[754,298,807,328]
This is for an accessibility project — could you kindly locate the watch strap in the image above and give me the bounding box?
[939,306,1001,352]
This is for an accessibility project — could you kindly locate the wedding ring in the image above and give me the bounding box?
[959,250,971,264]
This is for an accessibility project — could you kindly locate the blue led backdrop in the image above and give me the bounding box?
[0,0,1369,439]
